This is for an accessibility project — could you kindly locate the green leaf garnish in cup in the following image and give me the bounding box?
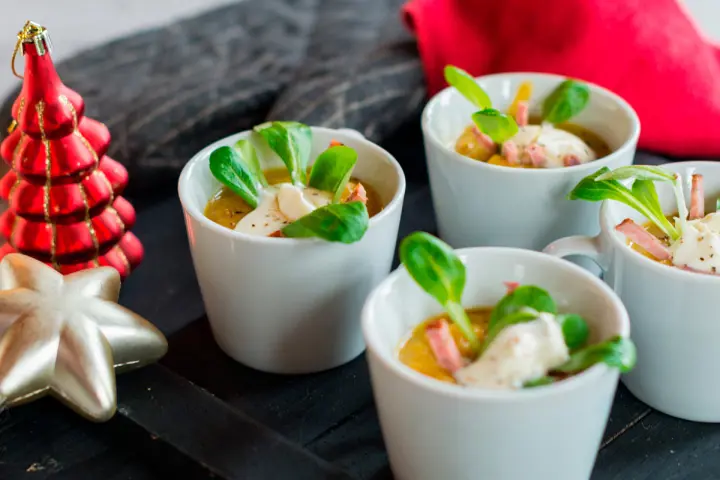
[555,336,637,374]
[555,314,590,350]
[234,138,268,188]
[481,309,538,352]
[282,201,369,243]
[523,376,555,388]
[471,109,519,145]
[444,65,492,110]
[207,121,371,244]
[400,232,480,353]
[542,80,590,124]
[395,232,637,387]
[254,121,312,186]
[308,145,358,203]
[488,285,556,328]
[209,146,261,209]
[568,166,680,241]
[594,165,676,183]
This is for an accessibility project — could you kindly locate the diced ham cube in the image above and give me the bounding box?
[690,174,705,219]
[425,319,465,373]
[563,154,581,167]
[502,141,520,165]
[346,182,368,205]
[503,281,520,294]
[471,126,497,151]
[615,218,672,260]
[525,144,546,167]
[515,101,529,127]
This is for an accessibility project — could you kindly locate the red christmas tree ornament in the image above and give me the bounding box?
[0,22,143,279]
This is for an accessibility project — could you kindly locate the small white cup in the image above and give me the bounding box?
[544,161,720,422]
[362,247,629,480]
[178,127,405,374]
[422,72,640,250]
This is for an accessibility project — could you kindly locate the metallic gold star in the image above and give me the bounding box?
[0,254,167,421]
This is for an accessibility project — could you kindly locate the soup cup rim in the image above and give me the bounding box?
[421,71,641,177]
[601,160,720,283]
[177,126,406,247]
[362,246,630,402]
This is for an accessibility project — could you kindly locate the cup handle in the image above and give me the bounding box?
[543,235,607,272]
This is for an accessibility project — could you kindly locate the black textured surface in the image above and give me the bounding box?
[0,0,718,479]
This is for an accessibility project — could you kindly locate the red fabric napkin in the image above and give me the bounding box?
[402,0,720,157]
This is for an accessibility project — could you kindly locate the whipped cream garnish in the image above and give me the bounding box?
[453,313,569,390]
[509,123,596,168]
[235,183,332,236]
[669,212,720,274]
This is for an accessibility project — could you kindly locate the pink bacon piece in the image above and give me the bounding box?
[525,144,546,167]
[425,319,465,373]
[616,218,672,260]
[515,101,529,127]
[690,174,705,219]
[502,141,520,165]
[563,154,581,167]
[471,126,497,152]
[346,182,368,205]
[503,281,520,294]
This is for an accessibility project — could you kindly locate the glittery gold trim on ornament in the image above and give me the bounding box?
[8,176,20,203]
[78,183,100,258]
[115,245,131,273]
[12,132,25,172]
[100,174,115,202]
[12,98,26,172]
[17,96,25,118]
[64,97,100,173]
[7,176,21,249]
[59,95,78,131]
[7,120,17,134]
[7,176,20,250]
[36,101,58,269]
[106,206,125,232]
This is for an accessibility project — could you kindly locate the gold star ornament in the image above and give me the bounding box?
[0,254,168,421]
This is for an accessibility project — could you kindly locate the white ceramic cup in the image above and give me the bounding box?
[422,72,640,251]
[362,247,630,480]
[178,127,405,374]
[544,161,720,422]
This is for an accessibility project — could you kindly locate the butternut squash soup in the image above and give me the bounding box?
[206,167,383,231]
[204,121,377,244]
[397,232,636,390]
[445,65,610,169]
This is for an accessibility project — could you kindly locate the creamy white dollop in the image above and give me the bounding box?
[510,123,596,168]
[234,183,332,236]
[669,212,720,273]
[453,313,570,390]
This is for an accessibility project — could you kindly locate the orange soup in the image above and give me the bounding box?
[455,120,611,168]
[205,167,384,230]
[398,307,491,383]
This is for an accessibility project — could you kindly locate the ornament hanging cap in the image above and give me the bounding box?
[12,21,52,79]
[8,21,85,139]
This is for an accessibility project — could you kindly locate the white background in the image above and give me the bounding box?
[0,0,718,100]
